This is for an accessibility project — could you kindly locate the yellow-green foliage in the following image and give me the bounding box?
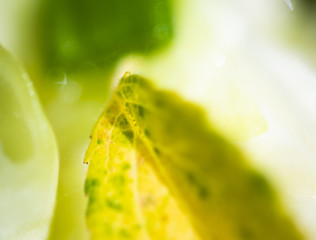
[84,74,303,240]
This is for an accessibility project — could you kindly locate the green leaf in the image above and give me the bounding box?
[37,0,173,73]
[84,74,303,239]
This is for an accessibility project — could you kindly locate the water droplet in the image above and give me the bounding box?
[284,0,294,11]
[57,80,82,103]
[56,74,67,85]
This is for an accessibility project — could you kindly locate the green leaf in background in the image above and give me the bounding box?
[84,74,304,240]
[37,0,173,73]
[0,45,58,239]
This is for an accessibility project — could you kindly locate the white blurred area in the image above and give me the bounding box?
[1,0,316,239]
[0,46,58,239]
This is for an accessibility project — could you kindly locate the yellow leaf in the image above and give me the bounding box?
[84,74,303,240]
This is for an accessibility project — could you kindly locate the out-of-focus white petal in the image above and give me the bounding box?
[0,46,58,240]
